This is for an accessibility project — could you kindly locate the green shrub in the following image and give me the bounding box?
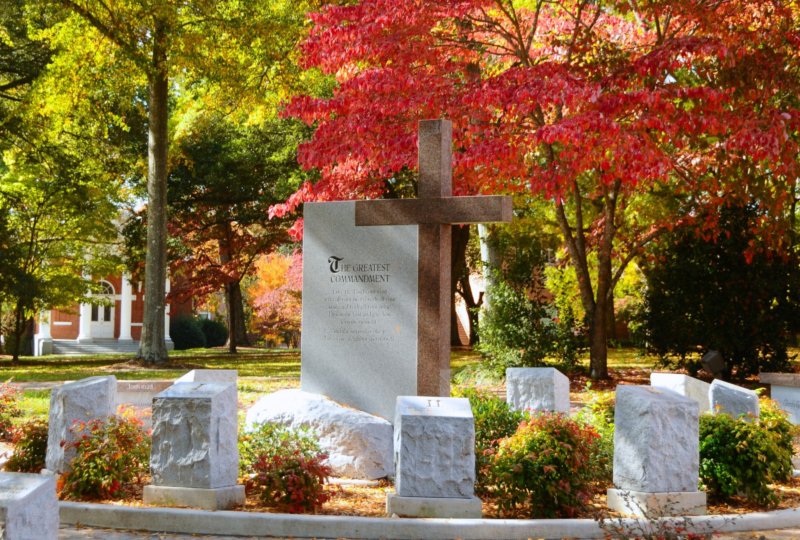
[699,399,794,505]
[453,387,527,493]
[488,412,605,518]
[0,379,21,440]
[242,423,331,513]
[2,420,48,473]
[575,389,615,483]
[59,415,150,500]
[200,317,228,348]
[239,422,320,477]
[169,316,207,350]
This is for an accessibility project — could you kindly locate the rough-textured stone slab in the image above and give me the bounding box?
[386,493,482,518]
[607,488,706,517]
[709,380,759,421]
[0,472,58,540]
[650,373,711,413]
[761,372,800,387]
[142,485,245,511]
[245,389,393,479]
[613,386,699,493]
[150,382,238,489]
[771,386,800,424]
[175,370,238,384]
[301,201,419,421]
[701,350,726,378]
[506,368,570,413]
[394,396,475,498]
[46,376,117,473]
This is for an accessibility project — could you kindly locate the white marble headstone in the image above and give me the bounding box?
[301,201,419,421]
[150,382,239,489]
[506,367,570,413]
[0,472,59,540]
[394,396,475,499]
[650,373,711,413]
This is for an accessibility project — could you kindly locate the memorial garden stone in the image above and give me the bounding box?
[45,375,117,473]
[144,382,244,510]
[175,369,238,383]
[387,396,481,518]
[301,119,512,421]
[608,386,706,516]
[650,373,711,413]
[701,350,726,378]
[709,379,759,421]
[246,389,393,479]
[506,367,570,413]
[760,373,800,424]
[0,472,58,540]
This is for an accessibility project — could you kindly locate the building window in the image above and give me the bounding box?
[91,305,99,322]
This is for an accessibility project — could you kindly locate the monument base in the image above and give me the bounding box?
[607,489,706,517]
[143,485,245,510]
[386,493,482,518]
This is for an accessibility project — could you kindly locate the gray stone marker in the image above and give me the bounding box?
[175,369,238,383]
[608,386,706,516]
[0,472,59,540]
[388,396,481,518]
[650,373,711,413]
[761,373,800,424]
[709,379,759,421]
[701,350,726,378]
[506,367,570,413]
[301,200,419,422]
[45,376,117,474]
[144,382,244,510]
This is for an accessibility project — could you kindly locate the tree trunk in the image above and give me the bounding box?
[226,281,238,354]
[10,300,24,363]
[478,224,499,315]
[225,280,250,348]
[606,286,617,341]
[459,274,482,345]
[450,225,471,346]
[135,22,169,366]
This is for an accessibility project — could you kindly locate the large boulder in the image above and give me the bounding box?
[245,390,393,480]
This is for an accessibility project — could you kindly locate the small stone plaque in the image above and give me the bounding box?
[771,386,800,424]
[0,472,59,539]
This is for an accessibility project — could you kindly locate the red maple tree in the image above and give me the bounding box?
[276,0,800,378]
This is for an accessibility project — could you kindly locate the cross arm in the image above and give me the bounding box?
[355,196,512,226]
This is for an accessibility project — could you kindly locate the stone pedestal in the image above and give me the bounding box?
[651,373,711,413]
[0,472,59,540]
[761,373,800,424]
[709,379,759,421]
[612,386,704,516]
[149,382,240,510]
[386,493,482,518]
[143,485,245,511]
[390,396,479,518]
[45,376,117,473]
[506,367,570,413]
[607,489,707,517]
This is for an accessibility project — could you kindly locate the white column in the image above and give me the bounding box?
[76,278,93,344]
[40,311,52,339]
[35,311,53,356]
[164,277,173,348]
[118,272,133,342]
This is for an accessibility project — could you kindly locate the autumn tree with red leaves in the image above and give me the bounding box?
[275,0,800,379]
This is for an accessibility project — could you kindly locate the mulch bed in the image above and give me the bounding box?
[65,476,800,520]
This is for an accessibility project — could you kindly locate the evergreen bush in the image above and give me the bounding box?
[169,316,207,350]
[200,317,228,348]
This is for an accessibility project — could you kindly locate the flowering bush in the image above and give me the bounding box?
[699,398,795,505]
[239,422,320,476]
[488,412,605,518]
[254,443,332,513]
[58,414,150,500]
[2,420,48,473]
[0,379,21,440]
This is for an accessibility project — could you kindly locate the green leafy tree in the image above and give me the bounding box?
[642,203,800,377]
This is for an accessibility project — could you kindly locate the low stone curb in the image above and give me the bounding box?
[59,502,800,540]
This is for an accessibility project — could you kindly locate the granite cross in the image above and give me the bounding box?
[355,119,513,397]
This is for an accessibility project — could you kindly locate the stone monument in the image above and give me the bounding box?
[709,379,759,421]
[608,386,706,516]
[45,375,117,473]
[115,380,173,430]
[701,350,726,378]
[760,373,800,424]
[144,382,244,510]
[175,369,238,383]
[506,367,570,413]
[0,472,59,540]
[650,373,711,413]
[387,396,481,518]
[301,119,512,421]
